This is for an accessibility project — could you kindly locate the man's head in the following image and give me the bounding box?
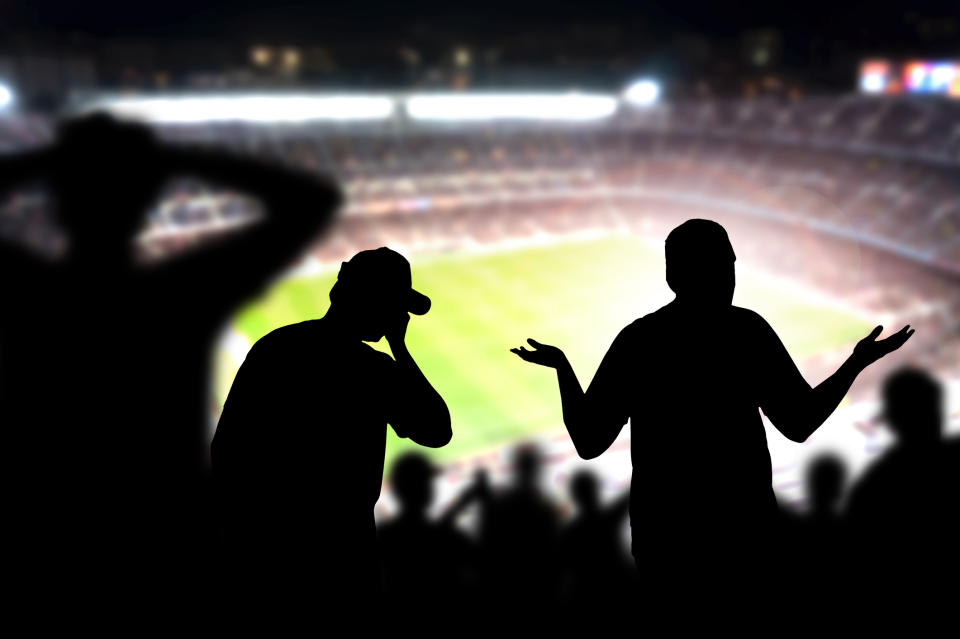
[880,367,943,446]
[52,113,163,250]
[569,470,600,513]
[665,219,736,307]
[512,443,544,489]
[328,247,430,341]
[390,452,438,515]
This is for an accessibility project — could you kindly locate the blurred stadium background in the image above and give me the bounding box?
[0,1,957,525]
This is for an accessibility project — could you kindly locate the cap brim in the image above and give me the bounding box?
[408,289,431,315]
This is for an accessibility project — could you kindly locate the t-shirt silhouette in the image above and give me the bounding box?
[592,300,810,557]
[213,317,409,592]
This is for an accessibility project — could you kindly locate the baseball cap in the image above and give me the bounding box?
[335,247,431,315]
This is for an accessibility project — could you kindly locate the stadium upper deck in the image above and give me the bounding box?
[129,94,960,274]
[1,93,959,276]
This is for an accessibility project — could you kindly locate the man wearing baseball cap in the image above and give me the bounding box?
[212,247,450,610]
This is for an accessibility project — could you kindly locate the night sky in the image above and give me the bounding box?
[0,0,955,93]
[1,1,955,49]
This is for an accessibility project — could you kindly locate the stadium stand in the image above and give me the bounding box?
[0,93,956,539]
[1,94,958,394]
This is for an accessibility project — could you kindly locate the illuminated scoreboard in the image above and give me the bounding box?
[860,59,960,97]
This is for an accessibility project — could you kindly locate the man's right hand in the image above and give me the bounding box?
[511,338,567,369]
[853,324,914,367]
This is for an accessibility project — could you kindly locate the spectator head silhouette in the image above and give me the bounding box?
[879,367,943,447]
[328,247,431,341]
[665,219,736,307]
[805,454,847,517]
[511,443,544,490]
[569,470,600,515]
[390,452,439,516]
[51,114,165,252]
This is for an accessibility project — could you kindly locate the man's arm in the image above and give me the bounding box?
[439,469,489,527]
[385,311,451,448]
[760,322,914,443]
[512,328,632,459]
[151,145,342,304]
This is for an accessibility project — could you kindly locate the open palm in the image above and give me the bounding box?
[853,325,914,366]
[511,338,566,369]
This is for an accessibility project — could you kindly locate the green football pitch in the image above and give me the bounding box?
[213,235,871,472]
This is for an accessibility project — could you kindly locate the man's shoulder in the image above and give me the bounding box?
[609,308,673,349]
[611,317,647,346]
[249,321,393,365]
[246,320,325,355]
[622,312,657,331]
[258,319,321,342]
[730,306,767,324]
[620,306,672,334]
[729,306,780,336]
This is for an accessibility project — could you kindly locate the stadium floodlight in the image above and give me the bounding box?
[82,94,396,123]
[623,79,660,106]
[405,93,618,121]
[860,72,885,94]
[0,83,14,110]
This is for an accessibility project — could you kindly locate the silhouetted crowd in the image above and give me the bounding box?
[376,363,960,614]
[378,446,636,610]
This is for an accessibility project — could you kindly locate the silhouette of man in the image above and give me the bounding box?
[377,453,477,608]
[212,247,451,609]
[0,115,341,606]
[512,219,913,604]
[476,444,562,606]
[846,367,958,605]
[782,454,850,608]
[559,470,632,603]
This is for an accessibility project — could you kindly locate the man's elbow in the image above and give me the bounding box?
[778,419,813,443]
[567,415,620,459]
[575,444,604,461]
[571,434,606,460]
[786,431,810,444]
[419,426,452,448]
[412,410,452,448]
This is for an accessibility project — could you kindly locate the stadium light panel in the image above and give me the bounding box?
[0,83,14,110]
[83,94,396,123]
[860,72,885,94]
[405,93,618,121]
[623,79,660,106]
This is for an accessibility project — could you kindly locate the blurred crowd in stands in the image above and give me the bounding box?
[1,95,958,389]
[379,365,960,608]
